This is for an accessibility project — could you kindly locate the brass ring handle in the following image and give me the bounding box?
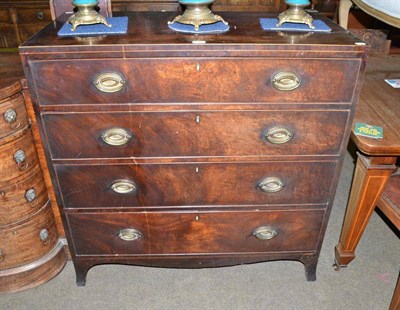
[111,179,137,194]
[94,72,126,93]
[264,126,293,144]
[272,72,301,91]
[25,188,38,207]
[39,229,50,246]
[258,177,285,193]
[101,127,132,146]
[14,149,28,171]
[4,109,21,129]
[253,226,278,240]
[0,249,4,262]
[118,228,143,241]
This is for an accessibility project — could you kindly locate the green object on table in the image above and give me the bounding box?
[354,122,383,139]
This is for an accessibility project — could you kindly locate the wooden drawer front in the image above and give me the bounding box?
[44,110,348,159]
[32,58,360,105]
[0,92,29,139]
[0,165,48,225]
[56,161,336,208]
[0,128,39,183]
[68,209,324,255]
[15,8,52,24]
[0,202,57,270]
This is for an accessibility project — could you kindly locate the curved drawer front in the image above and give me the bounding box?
[0,128,39,183]
[68,209,324,255]
[0,165,48,225]
[56,161,336,208]
[31,58,360,105]
[0,201,57,270]
[44,110,349,159]
[0,93,29,139]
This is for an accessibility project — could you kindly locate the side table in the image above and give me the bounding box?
[334,55,400,309]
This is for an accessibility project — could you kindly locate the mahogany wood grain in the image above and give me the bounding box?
[0,201,57,270]
[0,164,48,225]
[56,161,336,208]
[31,58,360,105]
[67,209,325,255]
[43,110,349,159]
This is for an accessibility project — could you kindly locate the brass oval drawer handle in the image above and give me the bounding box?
[101,127,132,146]
[111,179,137,194]
[14,149,28,171]
[253,226,278,240]
[25,188,38,207]
[118,228,143,241]
[0,248,4,262]
[272,71,301,91]
[4,109,21,129]
[94,72,126,93]
[258,177,285,193]
[39,229,50,246]
[264,126,293,144]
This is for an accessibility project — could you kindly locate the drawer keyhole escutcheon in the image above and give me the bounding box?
[111,179,137,194]
[94,72,126,93]
[14,149,28,171]
[264,126,293,144]
[253,226,278,240]
[258,177,284,193]
[4,108,21,129]
[39,229,50,245]
[101,127,132,146]
[25,188,38,207]
[118,228,143,241]
[0,248,4,262]
[272,72,301,91]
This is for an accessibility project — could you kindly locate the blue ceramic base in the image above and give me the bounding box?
[168,21,229,34]
[58,17,128,37]
[260,18,331,32]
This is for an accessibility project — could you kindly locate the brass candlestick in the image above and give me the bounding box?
[168,0,228,31]
[68,1,111,31]
[277,2,314,29]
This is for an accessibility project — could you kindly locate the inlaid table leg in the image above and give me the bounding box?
[334,154,397,267]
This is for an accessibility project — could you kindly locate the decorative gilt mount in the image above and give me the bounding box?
[277,0,314,29]
[168,0,228,31]
[68,1,111,31]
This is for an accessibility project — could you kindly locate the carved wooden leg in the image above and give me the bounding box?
[73,261,90,287]
[335,154,396,267]
[300,254,318,281]
[338,0,353,29]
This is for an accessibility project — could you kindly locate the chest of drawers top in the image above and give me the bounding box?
[20,11,365,56]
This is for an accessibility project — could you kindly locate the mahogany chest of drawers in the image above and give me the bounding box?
[20,12,367,286]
